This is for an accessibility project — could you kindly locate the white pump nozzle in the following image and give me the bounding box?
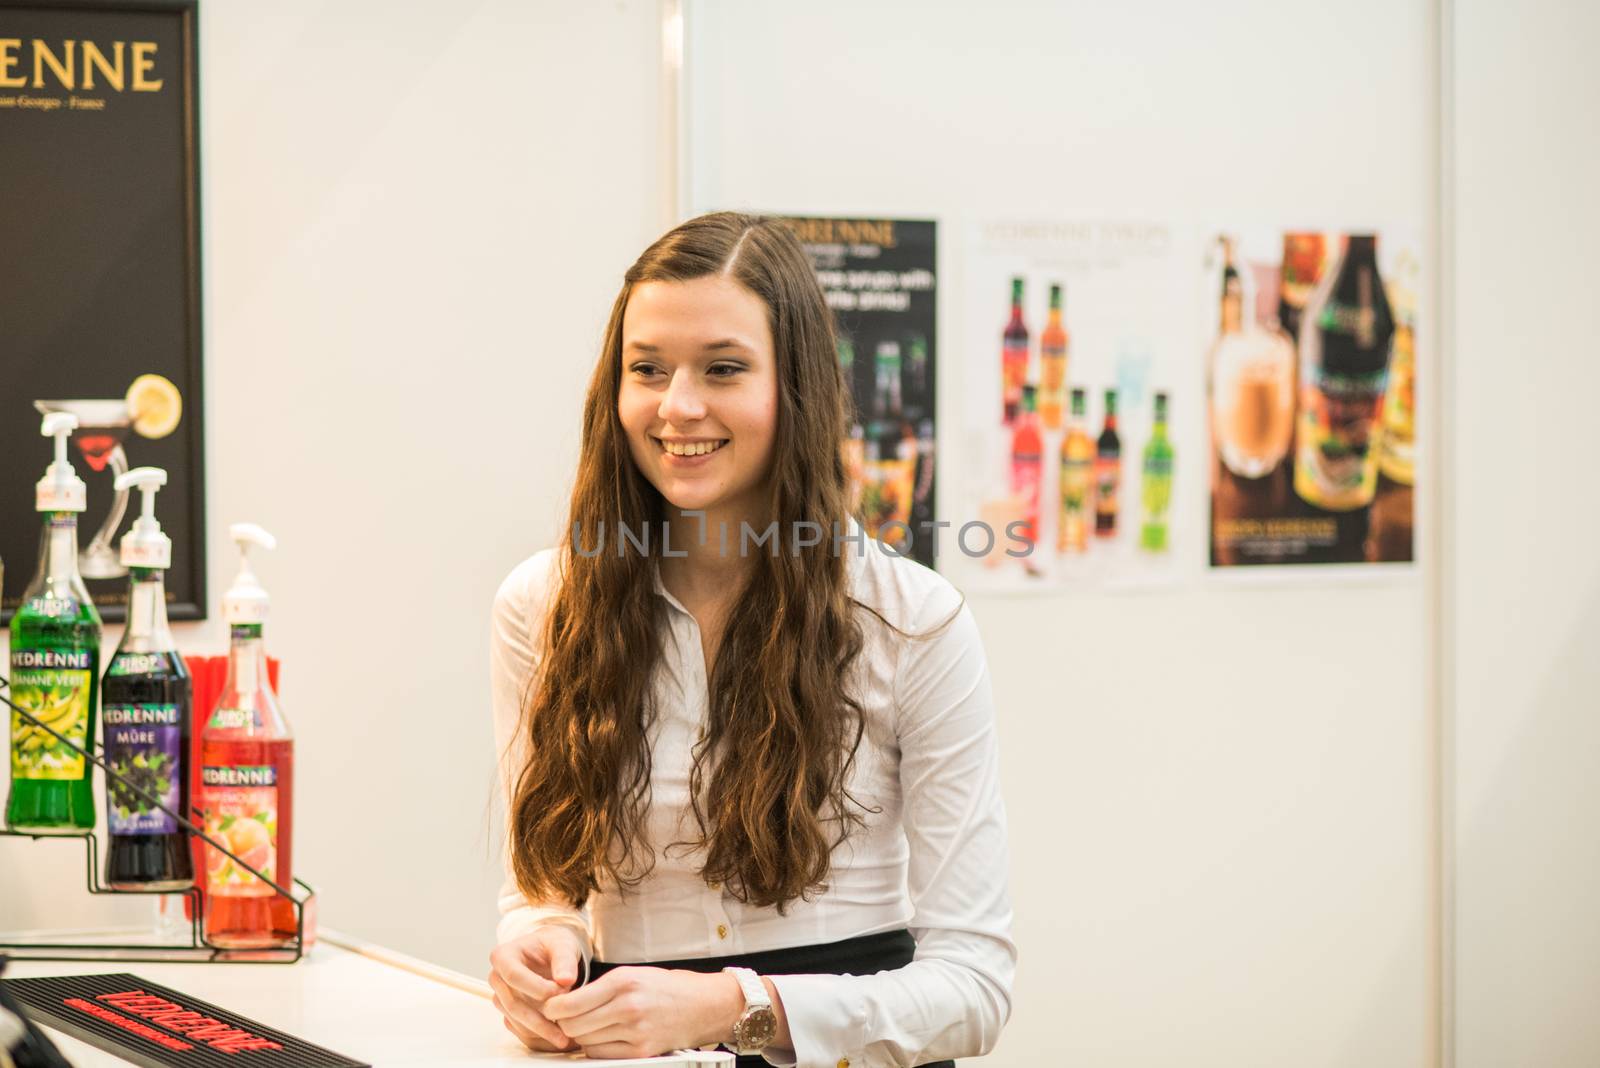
[37,411,87,513]
[116,466,171,569]
[224,522,277,624]
[41,411,78,440]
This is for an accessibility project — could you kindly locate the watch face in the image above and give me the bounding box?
[737,1006,778,1051]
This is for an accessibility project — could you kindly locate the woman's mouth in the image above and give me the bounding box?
[654,437,729,462]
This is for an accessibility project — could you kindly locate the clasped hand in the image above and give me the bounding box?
[488,926,740,1059]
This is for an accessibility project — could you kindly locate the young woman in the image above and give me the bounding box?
[488,213,1015,1067]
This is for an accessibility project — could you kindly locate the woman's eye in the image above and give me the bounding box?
[709,364,744,378]
[629,364,660,378]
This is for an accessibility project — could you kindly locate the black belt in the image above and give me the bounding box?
[590,927,956,1067]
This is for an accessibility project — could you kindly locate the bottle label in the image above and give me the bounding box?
[38,486,85,512]
[1143,468,1174,521]
[1040,343,1068,389]
[202,765,279,896]
[105,704,182,835]
[1062,455,1093,510]
[8,650,93,780]
[208,706,260,731]
[1095,457,1121,516]
[1318,300,1380,347]
[108,652,166,677]
[121,542,169,568]
[1144,456,1174,478]
[1300,367,1388,492]
[24,595,80,619]
[1002,340,1028,404]
[1011,456,1042,545]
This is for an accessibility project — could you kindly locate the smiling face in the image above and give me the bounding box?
[617,275,780,522]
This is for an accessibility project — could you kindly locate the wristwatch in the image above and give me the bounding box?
[722,966,777,1054]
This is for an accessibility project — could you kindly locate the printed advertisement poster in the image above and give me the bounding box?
[0,3,207,622]
[781,217,938,569]
[1205,231,1418,568]
[949,220,1196,592]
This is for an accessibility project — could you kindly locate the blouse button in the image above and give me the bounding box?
[837,1059,850,1068]
[716,924,728,940]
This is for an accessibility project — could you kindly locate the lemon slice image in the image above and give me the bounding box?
[127,373,183,439]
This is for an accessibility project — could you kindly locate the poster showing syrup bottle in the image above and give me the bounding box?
[780,217,938,569]
[949,219,1197,592]
[1205,230,1419,568]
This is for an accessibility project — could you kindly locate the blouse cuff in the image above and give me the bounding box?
[763,973,867,1068]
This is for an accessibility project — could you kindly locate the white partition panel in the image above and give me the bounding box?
[1450,1,1600,1066]
[686,2,1437,1065]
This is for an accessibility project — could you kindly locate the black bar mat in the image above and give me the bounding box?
[0,972,369,1068]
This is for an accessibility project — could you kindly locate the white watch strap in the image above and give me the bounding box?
[723,966,771,1010]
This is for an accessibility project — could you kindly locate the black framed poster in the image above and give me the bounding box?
[0,0,205,623]
[779,217,939,570]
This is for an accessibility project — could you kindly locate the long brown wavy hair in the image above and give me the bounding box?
[508,212,879,915]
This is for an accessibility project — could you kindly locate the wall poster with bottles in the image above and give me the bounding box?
[0,0,206,623]
[948,219,1196,593]
[1205,230,1418,568]
[780,216,938,569]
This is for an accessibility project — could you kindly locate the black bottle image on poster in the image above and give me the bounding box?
[0,1,206,623]
[780,217,938,570]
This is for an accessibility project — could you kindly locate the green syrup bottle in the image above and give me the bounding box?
[7,412,103,832]
[1140,392,1175,552]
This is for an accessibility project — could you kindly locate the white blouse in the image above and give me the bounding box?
[490,529,1016,1068]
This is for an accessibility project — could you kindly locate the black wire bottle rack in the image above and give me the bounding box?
[0,673,314,963]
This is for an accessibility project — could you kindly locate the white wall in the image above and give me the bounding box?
[2,0,666,974]
[7,2,1598,1065]
[686,2,1435,1065]
[1450,1,1600,1065]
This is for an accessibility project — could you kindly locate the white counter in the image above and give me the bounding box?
[2,932,732,1067]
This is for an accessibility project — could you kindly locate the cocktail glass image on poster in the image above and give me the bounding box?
[0,0,206,622]
[1204,230,1418,568]
[949,220,1198,594]
[32,378,184,581]
[780,217,938,568]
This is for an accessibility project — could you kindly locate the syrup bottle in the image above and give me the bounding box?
[103,467,195,889]
[199,524,297,948]
[1094,390,1122,537]
[7,413,101,832]
[1293,235,1396,511]
[1001,277,1029,425]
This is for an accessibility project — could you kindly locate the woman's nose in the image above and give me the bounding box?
[659,370,707,423]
